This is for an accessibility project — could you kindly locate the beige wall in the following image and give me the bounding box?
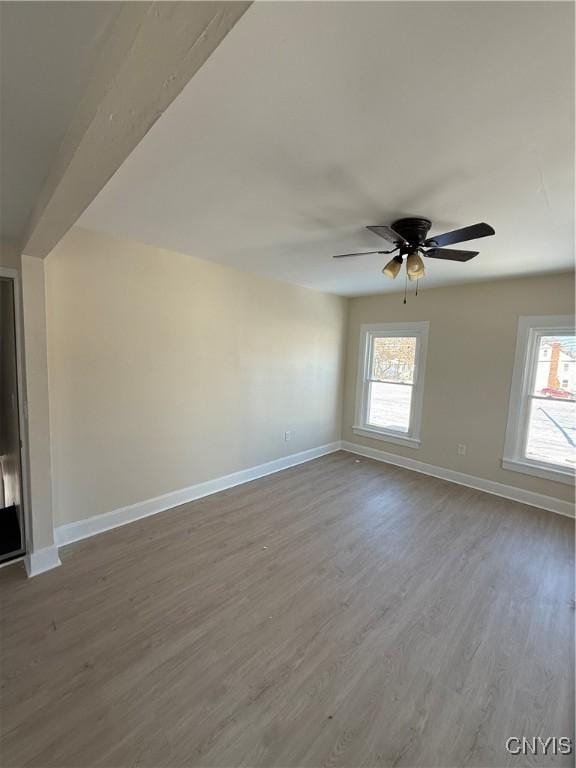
[46,227,347,526]
[42,229,574,533]
[1,241,20,271]
[343,272,575,503]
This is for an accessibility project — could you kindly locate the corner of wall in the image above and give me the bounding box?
[20,253,56,561]
[337,294,351,442]
[24,545,61,577]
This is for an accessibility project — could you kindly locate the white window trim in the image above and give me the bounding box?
[503,315,575,485]
[353,321,429,449]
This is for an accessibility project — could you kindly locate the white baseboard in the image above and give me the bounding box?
[25,545,62,577]
[55,442,342,547]
[341,441,574,518]
[51,437,573,558]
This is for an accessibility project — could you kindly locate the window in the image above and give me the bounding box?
[353,322,429,448]
[503,316,575,484]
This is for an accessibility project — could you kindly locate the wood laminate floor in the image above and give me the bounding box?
[0,452,574,768]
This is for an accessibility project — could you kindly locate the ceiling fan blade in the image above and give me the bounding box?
[333,250,387,259]
[424,248,479,262]
[424,222,494,248]
[366,225,409,246]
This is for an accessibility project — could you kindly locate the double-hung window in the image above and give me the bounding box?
[503,315,575,484]
[353,322,429,448]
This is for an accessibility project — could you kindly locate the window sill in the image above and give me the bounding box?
[502,457,575,486]
[352,426,420,449]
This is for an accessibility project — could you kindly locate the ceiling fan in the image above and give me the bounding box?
[333,217,495,283]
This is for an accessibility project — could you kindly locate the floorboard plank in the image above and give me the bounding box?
[1,452,573,767]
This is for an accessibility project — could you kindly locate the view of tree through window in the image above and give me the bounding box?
[371,337,416,383]
[525,335,576,468]
[368,337,417,433]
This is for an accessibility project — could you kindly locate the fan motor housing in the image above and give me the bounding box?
[392,217,432,246]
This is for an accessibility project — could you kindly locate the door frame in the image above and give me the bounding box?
[0,266,31,563]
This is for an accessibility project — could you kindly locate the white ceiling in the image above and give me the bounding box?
[0,1,122,243]
[79,2,574,297]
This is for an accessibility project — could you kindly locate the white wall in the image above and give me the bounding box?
[46,227,347,526]
[20,254,56,551]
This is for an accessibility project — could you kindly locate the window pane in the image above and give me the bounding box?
[368,382,412,433]
[371,336,416,383]
[533,335,576,397]
[525,398,576,469]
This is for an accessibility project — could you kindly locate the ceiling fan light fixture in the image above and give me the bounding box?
[382,255,402,279]
[407,269,424,282]
[406,250,425,278]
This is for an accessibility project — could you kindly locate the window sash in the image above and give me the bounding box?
[366,334,416,385]
[524,397,574,469]
[366,378,414,387]
[503,316,575,483]
[354,323,429,448]
[518,329,574,465]
[366,380,414,433]
[363,334,418,435]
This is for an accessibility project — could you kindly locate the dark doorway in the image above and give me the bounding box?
[0,276,25,563]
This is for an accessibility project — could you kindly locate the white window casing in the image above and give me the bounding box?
[503,315,575,485]
[353,322,429,449]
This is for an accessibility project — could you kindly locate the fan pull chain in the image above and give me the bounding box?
[416,278,419,297]
[403,271,407,305]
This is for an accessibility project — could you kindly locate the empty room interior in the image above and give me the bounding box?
[0,2,574,767]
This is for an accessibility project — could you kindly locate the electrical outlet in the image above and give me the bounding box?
[457,444,466,456]
[284,430,292,442]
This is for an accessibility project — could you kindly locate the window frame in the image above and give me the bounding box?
[503,315,575,485]
[353,322,429,449]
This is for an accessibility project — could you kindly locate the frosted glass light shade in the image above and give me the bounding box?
[382,256,402,279]
[408,267,424,281]
[406,251,425,277]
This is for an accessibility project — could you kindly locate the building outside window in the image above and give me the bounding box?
[504,316,575,484]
